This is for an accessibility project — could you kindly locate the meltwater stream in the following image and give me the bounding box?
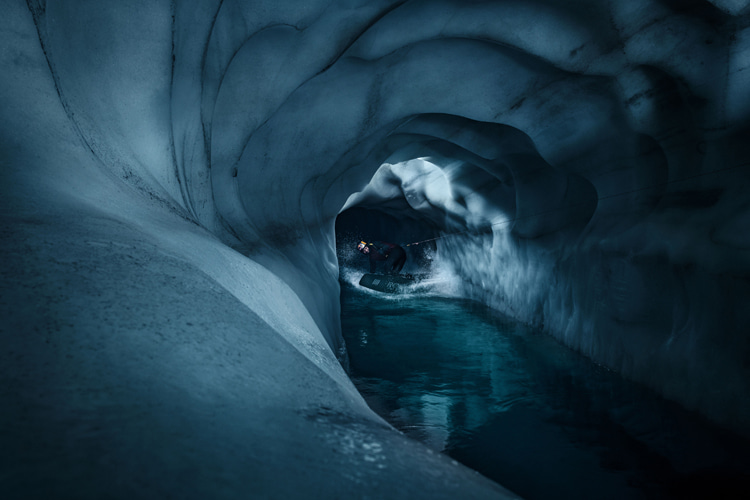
[340,281,750,500]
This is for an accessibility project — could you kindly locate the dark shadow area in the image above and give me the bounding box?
[336,206,438,276]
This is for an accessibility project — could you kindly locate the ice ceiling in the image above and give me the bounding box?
[2,0,749,498]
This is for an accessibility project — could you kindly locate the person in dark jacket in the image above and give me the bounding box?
[357,240,407,274]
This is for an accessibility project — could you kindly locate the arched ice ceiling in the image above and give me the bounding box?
[24,0,750,253]
[196,0,748,249]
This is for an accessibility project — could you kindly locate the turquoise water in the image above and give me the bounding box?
[340,283,750,500]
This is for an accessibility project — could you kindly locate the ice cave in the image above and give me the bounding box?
[2,0,750,498]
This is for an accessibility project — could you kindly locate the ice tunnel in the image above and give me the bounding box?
[2,0,750,498]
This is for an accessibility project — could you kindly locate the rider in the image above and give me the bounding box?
[357,240,407,274]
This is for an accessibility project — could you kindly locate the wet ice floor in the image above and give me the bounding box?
[340,283,750,500]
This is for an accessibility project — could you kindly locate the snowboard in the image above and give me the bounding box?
[358,273,417,293]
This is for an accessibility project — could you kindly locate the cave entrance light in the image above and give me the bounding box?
[335,155,513,294]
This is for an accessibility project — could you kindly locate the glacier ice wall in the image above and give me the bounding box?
[2,0,750,497]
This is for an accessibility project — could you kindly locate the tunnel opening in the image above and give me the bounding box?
[332,154,485,289]
[335,206,438,278]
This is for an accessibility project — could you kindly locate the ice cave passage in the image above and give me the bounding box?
[3,1,750,499]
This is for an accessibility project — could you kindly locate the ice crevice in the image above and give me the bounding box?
[2,0,750,498]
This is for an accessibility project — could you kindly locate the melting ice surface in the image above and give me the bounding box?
[339,270,750,500]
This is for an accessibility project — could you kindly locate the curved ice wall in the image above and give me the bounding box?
[2,0,749,497]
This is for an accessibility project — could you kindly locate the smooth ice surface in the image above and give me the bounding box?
[341,284,750,500]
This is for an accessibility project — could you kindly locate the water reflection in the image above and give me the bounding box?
[340,285,750,500]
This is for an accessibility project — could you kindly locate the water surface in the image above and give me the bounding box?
[340,283,750,500]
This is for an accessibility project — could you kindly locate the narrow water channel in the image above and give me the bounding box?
[340,282,750,500]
